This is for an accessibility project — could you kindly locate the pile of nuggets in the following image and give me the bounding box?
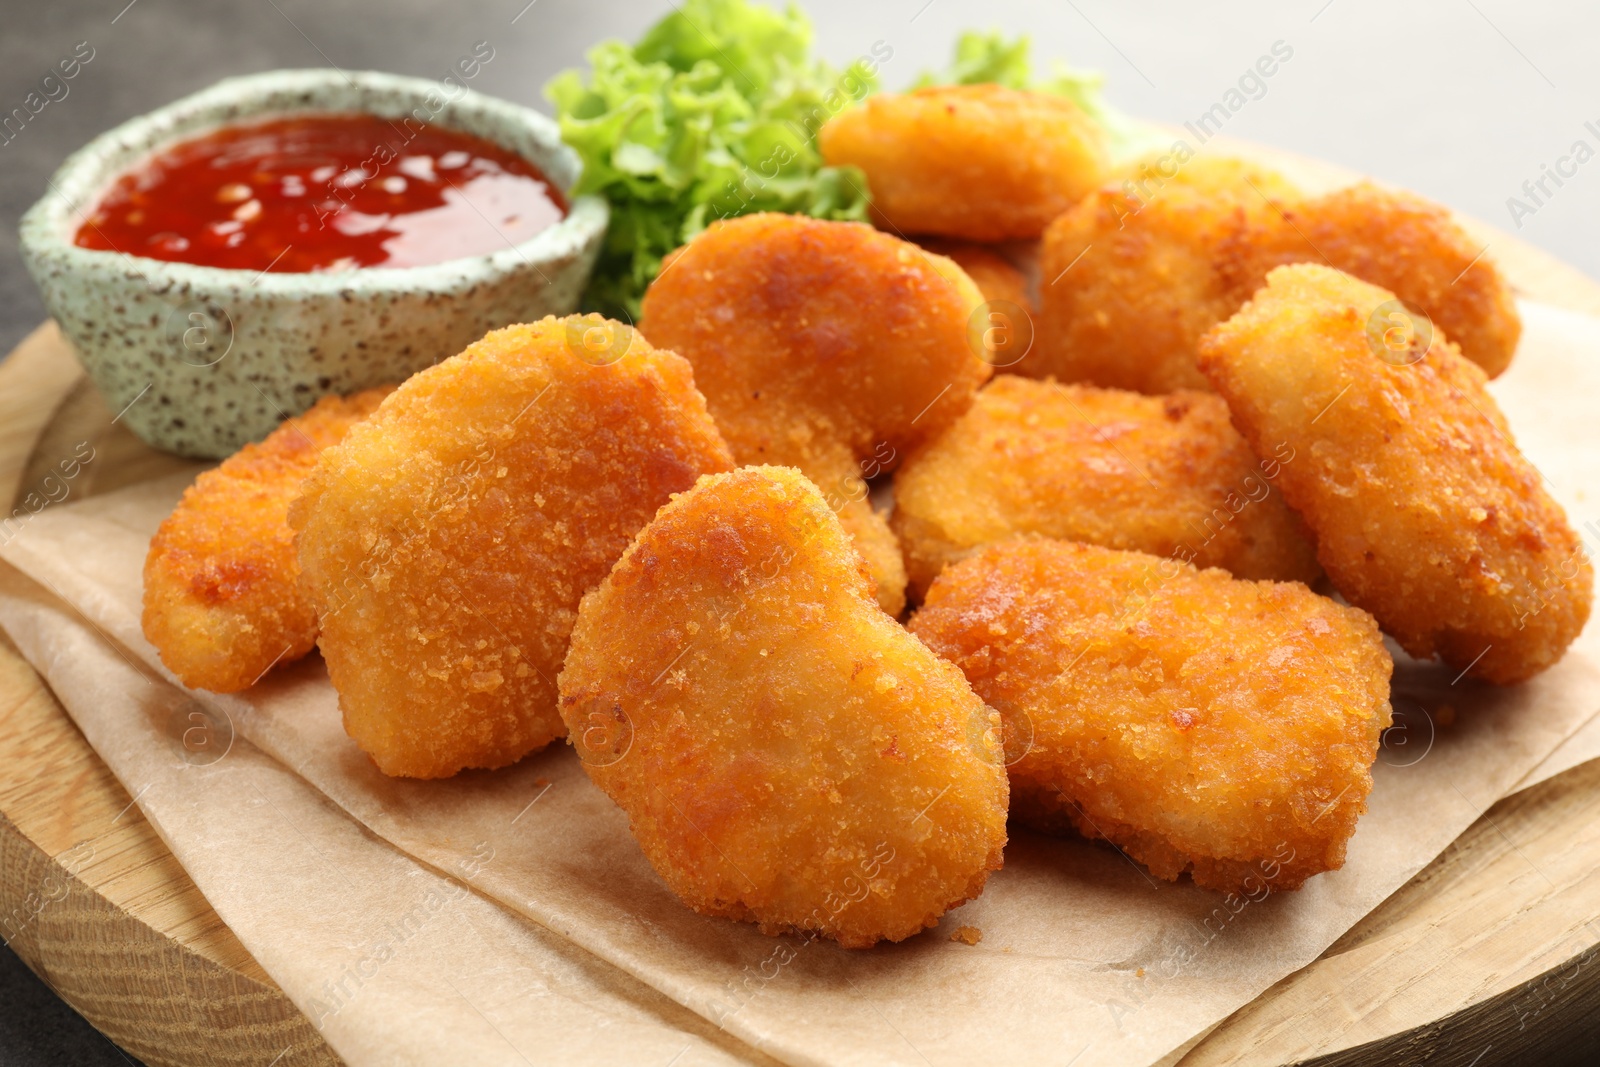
[142,83,1592,948]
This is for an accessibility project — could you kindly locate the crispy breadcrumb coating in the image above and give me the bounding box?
[1251,184,1521,378]
[915,238,1035,371]
[914,238,1033,311]
[1031,167,1520,392]
[1033,175,1253,393]
[1198,265,1591,684]
[291,318,733,778]
[559,466,1009,947]
[141,387,392,693]
[819,84,1108,241]
[891,378,1321,599]
[909,538,1392,893]
[640,213,993,615]
[1113,154,1303,207]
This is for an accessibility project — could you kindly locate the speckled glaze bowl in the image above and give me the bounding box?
[20,69,607,458]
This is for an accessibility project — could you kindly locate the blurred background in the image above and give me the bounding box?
[2,0,1596,1062]
[5,0,1600,360]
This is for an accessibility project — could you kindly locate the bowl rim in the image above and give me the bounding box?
[19,67,607,296]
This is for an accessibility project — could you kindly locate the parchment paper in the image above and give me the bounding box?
[1495,302,1600,795]
[1,299,1596,1067]
[1518,715,1600,793]
[0,564,765,1067]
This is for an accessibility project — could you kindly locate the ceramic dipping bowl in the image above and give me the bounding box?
[20,68,607,458]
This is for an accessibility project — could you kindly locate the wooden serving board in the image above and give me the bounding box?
[0,324,339,1067]
[3,143,1600,1066]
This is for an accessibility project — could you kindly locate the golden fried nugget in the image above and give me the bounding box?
[1031,168,1520,392]
[909,539,1392,893]
[141,387,392,693]
[559,466,1009,947]
[291,318,733,778]
[1198,265,1591,684]
[819,84,1108,241]
[641,212,993,615]
[915,238,1036,371]
[915,238,1033,311]
[1033,177,1252,393]
[1113,153,1303,211]
[892,378,1321,599]
[1252,183,1521,378]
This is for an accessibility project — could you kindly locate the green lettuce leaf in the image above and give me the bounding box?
[546,0,877,320]
[913,29,1032,90]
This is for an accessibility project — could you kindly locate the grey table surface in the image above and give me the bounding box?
[2,1,1598,1064]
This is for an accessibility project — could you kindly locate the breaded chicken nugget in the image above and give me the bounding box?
[819,84,1108,241]
[892,378,1321,599]
[559,466,1009,947]
[806,437,910,621]
[915,238,1035,371]
[1032,167,1520,393]
[291,318,733,778]
[909,539,1392,893]
[1252,183,1521,378]
[640,213,993,615]
[1113,153,1303,212]
[142,387,392,693]
[915,238,1033,311]
[1033,177,1253,393]
[1198,265,1591,684]
[915,239,1036,374]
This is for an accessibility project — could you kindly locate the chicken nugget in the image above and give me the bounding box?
[1031,166,1520,393]
[640,212,993,616]
[914,238,1035,371]
[558,466,1008,947]
[1198,264,1591,684]
[914,238,1033,311]
[1033,176,1253,393]
[1113,153,1303,207]
[1253,183,1521,378]
[291,317,733,778]
[909,538,1392,893]
[892,377,1321,599]
[141,386,392,693]
[819,84,1108,241]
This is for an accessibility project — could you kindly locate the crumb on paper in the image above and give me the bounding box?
[950,925,983,946]
[1136,967,1146,978]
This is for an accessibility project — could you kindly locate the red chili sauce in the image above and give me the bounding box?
[75,112,568,272]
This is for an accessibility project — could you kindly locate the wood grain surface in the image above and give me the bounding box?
[1,142,1597,1066]
[0,323,340,1067]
